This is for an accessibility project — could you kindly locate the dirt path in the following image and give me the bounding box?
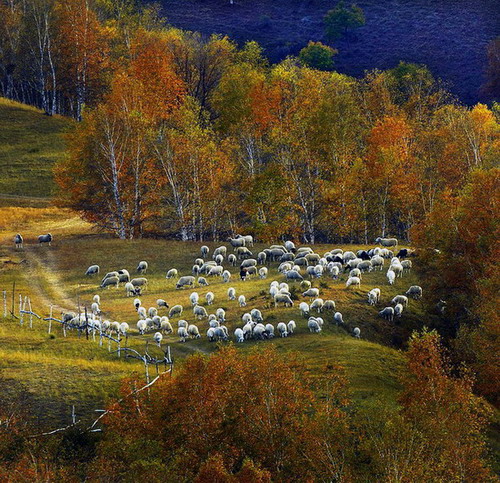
[22,248,77,314]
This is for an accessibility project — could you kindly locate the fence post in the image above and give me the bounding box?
[3,290,6,318]
[48,305,53,334]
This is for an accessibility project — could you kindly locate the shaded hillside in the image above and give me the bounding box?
[159,0,499,104]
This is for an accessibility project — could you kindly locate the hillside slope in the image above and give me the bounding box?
[159,0,498,104]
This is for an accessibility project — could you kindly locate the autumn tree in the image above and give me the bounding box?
[299,41,337,71]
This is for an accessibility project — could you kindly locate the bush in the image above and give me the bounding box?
[324,1,365,41]
[299,41,337,71]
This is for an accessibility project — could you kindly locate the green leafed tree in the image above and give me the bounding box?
[299,41,338,71]
[324,1,365,41]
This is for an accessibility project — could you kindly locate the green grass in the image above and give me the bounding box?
[0,97,71,198]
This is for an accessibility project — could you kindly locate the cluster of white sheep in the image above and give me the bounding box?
[87,261,150,296]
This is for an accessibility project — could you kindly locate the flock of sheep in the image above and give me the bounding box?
[79,235,423,346]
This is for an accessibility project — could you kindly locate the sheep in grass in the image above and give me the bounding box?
[371,256,384,271]
[177,320,188,329]
[251,309,263,323]
[91,302,100,316]
[109,321,121,335]
[147,307,157,318]
[391,295,408,307]
[213,246,227,258]
[178,327,188,342]
[242,323,253,340]
[401,260,412,272]
[406,285,422,300]
[86,265,100,276]
[353,327,361,338]
[358,260,372,273]
[234,328,244,343]
[229,237,246,249]
[216,308,226,323]
[159,318,172,334]
[285,240,296,252]
[253,324,266,340]
[310,298,324,313]
[379,307,394,322]
[137,306,147,320]
[192,265,200,276]
[188,324,201,339]
[215,254,224,266]
[215,326,229,341]
[201,245,209,258]
[277,322,288,338]
[189,292,199,306]
[209,318,220,329]
[208,266,223,277]
[137,320,148,335]
[334,312,344,325]
[101,276,119,289]
[198,277,209,287]
[152,316,161,330]
[238,295,246,307]
[176,276,195,289]
[236,234,254,247]
[166,268,178,279]
[228,287,236,301]
[349,268,362,279]
[394,303,404,317]
[323,300,336,312]
[274,293,294,308]
[169,305,183,318]
[14,234,23,249]
[330,266,340,279]
[375,237,398,247]
[346,276,361,289]
[259,267,268,279]
[207,328,216,342]
[228,254,237,266]
[157,299,169,309]
[117,269,130,283]
[387,270,396,285]
[153,332,163,346]
[307,318,321,333]
[38,233,52,246]
[302,288,319,299]
[390,263,403,278]
[287,320,296,334]
[93,294,100,306]
[368,288,381,306]
[133,298,141,310]
[257,251,267,265]
[136,261,148,274]
[206,292,214,305]
[222,270,231,283]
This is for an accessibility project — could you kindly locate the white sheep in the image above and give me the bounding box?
[387,270,396,285]
[201,245,209,258]
[133,298,141,310]
[86,265,100,276]
[310,298,324,313]
[193,305,208,319]
[228,254,237,266]
[198,277,209,286]
[323,300,336,312]
[178,327,188,342]
[375,237,398,247]
[205,292,214,305]
[119,322,129,337]
[160,317,173,334]
[391,295,408,306]
[222,270,231,283]
[166,268,178,279]
[157,299,169,308]
[242,323,253,339]
[207,327,216,342]
[334,312,344,325]
[137,306,147,319]
[208,266,223,277]
[274,293,294,307]
[394,303,404,317]
[213,246,227,258]
[368,289,380,306]
[406,285,422,299]
[285,270,304,282]
[302,288,319,299]
[148,307,158,318]
[287,320,296,334]
[176,276,195,289]
[137,320,147,335]
[125,282,136,296]
[234,328,244,343]
[401,260,412,272]
[371,255,384,271]
[346,276,361,289]
[190,292,199,306]
[101,276,119,289]
[216,308,226,322]
[93,294,100,305]
[228,287,236,300]
[277,322,288,337]
[253,324,266,340]
[168,304,183,318]
[178,319,188,329]
[238,295,246,307]
[259,267,268,279]
[379,307,394,322]
[251,309,263,323]
[137,261,148,274]
[349,268,362,279]
[307,318,321,333]
[353,327,361,338]
[153,332,163,346]
[299,302,310,317]
[188,324,201,339]
[265,323,275,338]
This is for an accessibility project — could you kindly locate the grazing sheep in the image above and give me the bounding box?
[176,276,195,289]
[394,303,404,317]
[401,260,412,272]
[253,323,266,340]
[216,308,226,323]
[86,265,100,276]
[406,285,423,300]
[215,326,229,341]
[229,237,246,249]
[215,254,224,266]
[156,299,169,309]
[166,268,179,280]
[277,322,288,337]
[391,295,408,307]
[169,305,183,318]
[285,241,296,252]
[136,261,148,274]
[160,318,173,334]
[178,319,188,329]
[236,234,254,247]
[101,271,118,283]
[38,233,52,245]
[222,270,231,283]
[213,246,227,258]
[379,307,394,322]
[238,295,246,307]
[234,328,244,343]
[189,292,199,306]
[207,327,216,342]
[353,327,361,338]
[307,318,321,333]
[152,332,162,346]
[228,287,236,300]
[117,269,130,283]
[14,234,23,249]
[330,266,340,279]
[251,309,263,323]
[193,305,208,319]
[346,276,361,289]
[137,320,148,334]
[257,251,267,265]
[242,323,253,339]
[147,307,158,318]
[178,327,188,342]
[334,312,344,325]
[91,302,100,315]
[368,288,381,306]
[198,277,209,286]
[387,270,396,285]
[130,279,147,293]
[119,322,130,337]
[375,237,398,247]
[227,254,237,266]
[206,292,214,305]
[259,267,268,279]
[358,260,372,273]
[192,265,200,276]
[371,256,384,271]
[390,263,403,278]
[188,324,201,339]
[101,276,119,289]
[265,323,275,338]
[201,245,209,258]
[245,266,257,277]
[323,300,336,312]
[208,266,223,277]
[125,282,136,297]
[93,294,100,306]
[310,298,324,313]
[279,262,293,274]
[274,293,294,308]
[302,288,319,299]
[137,306,147,319]
[349,268,362,279]
[287,320,296,334]
[133,298,141,310]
